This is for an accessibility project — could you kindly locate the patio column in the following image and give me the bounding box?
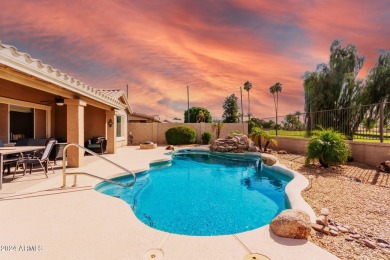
[106,110,116,154]
[65,99,86,167]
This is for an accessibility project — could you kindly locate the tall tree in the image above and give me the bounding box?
[362,51,390,121]
[269,82,282,135]
[222,94,239,123]
[184,107,212,123]
[303,40,365,138]
[243,81,253,120]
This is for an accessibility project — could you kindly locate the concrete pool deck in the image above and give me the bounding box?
[0,146,337,260]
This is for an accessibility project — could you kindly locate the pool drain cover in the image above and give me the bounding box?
[143,249,164,260]
[244,253,270,260]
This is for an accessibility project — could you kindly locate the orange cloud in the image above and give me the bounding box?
[1,0,389,121]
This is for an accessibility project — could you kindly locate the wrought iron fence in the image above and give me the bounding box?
[256,102,390,142]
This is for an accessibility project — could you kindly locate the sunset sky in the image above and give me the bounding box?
[1,0,389,121]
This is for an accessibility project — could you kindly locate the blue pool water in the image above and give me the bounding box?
[95,151,291,236]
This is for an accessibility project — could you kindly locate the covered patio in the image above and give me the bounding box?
[0,42,132,173]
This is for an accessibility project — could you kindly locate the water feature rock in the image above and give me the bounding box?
[247,145,257,152]
[261,154,277,166]
[209,134,253,153]
[270,209,311,239]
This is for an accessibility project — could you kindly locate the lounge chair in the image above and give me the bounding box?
[13,140,56,179]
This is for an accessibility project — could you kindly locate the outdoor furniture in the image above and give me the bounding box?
[13,138,48,158]
[140,141,157,149]
[85,137,107,154]
[0,139,20,175]
[0,145,45,189]
[50,142,67,164]
[13,140,56,180]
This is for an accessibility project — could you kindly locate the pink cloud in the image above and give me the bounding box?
[1,0,389,121]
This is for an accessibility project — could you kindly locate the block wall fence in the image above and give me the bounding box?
[128,122,248,145]
[275,136,390,167]
[127,123,389,167]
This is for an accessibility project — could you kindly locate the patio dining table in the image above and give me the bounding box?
[0,146,45,190]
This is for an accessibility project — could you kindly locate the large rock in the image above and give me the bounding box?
[209,134,253,153]
[270,209,312,239]
[261,154,277,166]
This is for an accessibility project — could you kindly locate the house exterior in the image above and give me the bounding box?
[0,41,132,167]
[128,112,162,123]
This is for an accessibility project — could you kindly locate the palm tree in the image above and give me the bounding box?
[249,126,268,151]
[269,82,283,135]
[264,135,278,152]
[211,120,225,139]
[243,81,253,121]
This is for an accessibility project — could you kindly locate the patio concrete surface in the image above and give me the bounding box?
[0,146,338,260]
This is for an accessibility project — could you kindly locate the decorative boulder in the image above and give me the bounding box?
[270,209,312,239]
[247,145,257,152]
[209,134,253,153]
[165,145,174,150]
[261,154,277,166]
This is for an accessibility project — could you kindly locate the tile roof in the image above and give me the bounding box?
[0,41,128,110]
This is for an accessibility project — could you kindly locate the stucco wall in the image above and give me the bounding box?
[275,136,390,167]
[34,109,46,139]
[84,105,106,141]
[128,122,248,145]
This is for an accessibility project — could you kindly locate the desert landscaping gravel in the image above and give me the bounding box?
[274,152,390,260]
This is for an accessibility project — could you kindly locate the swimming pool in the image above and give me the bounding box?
[95,150,292,236]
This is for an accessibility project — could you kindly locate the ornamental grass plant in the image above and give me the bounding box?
[305,128,351,168]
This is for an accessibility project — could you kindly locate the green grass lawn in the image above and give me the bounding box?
[267,130,306,137]
[265,130,390,143]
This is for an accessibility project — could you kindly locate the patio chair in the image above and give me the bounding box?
[13,140,57,179]
[85,137,107,154]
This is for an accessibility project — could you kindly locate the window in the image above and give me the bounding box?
[116,115,124,137]
[10,105,34,142]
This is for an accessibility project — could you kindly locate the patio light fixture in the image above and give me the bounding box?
[55,97,64,106]
[108,119,113,127]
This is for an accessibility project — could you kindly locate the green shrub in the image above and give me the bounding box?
[201,131,212,144]
[305,128,350,168]
[165,126,197,145]
[229,130,242,134]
